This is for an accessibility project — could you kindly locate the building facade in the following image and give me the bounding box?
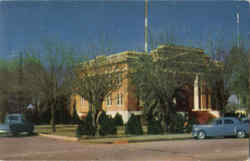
[70,45,220,123]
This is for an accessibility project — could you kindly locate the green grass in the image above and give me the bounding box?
[35,124,148,137]
[35,124,77,137]
[35,124,192,143]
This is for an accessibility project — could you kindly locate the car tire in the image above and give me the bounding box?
[197,131,206,140]
[28,131,34,136]
[8,131,17,137]
[236,130,246,138]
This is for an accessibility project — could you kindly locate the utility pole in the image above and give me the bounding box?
[236,5,241,108]
[247,2,250,160]
[236,5,240,48]
[145,0,148,53]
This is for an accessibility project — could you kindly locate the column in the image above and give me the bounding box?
[194,75,199,110]
[208,95,212,110]
[200,82,203,110]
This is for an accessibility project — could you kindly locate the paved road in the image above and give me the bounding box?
[0,135,248,161]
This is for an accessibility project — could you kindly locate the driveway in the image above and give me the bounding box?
[0,135,248,161]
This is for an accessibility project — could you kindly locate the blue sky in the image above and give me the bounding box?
[0,1,249,58]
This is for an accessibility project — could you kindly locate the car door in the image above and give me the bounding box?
[222,119,235,136]
[210,119,224,136]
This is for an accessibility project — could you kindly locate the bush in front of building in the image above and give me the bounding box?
[147,118,163,134]
[98,111,117,136]
[76,111,96,138]
[113,113,124,126]
[168,113,186,133]
[185,117,200,133]
[72,106,81,124]
[125,114,143,135]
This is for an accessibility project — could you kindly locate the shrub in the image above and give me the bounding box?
[147,118,163,134]
[185,117,200,133]
[168,113,185,133]
[72,106,81,124]
[98,111,117,136]
[125,114,143,135]
[76,111,96,138]
[113,113,123,126]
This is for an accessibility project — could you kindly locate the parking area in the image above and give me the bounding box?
[0,135,248,161]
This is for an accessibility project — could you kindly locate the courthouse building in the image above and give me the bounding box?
[70,45,220,123]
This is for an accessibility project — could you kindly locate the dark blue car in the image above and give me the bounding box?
[0,113,34,136]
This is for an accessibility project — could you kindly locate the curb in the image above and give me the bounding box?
[39,133,192,144]
[80,137,193,144]
[39,133,78,141]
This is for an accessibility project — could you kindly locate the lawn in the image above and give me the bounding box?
[35,124,192,143]
[35,124,77,137]
[35,124,148,137]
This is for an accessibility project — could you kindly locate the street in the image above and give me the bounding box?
[0,135,248,161]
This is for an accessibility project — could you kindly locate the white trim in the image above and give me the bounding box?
[106,110,143,123]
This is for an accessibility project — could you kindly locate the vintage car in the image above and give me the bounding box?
[192,117,249,139]
[0,113,34,136]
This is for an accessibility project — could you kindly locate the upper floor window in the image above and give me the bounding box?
[117,93,123,105]
[106,95,112,106]
[117,73,122,85]
[80,96,84,105]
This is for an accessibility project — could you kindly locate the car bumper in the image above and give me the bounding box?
[0,129,9,133]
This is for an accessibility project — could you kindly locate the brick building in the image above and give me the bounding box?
[70,45,220,123]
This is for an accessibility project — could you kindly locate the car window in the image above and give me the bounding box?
[224,119,234,124]
[21,116,26,121]
[243,120,249,123]
[216,119,222,125]
[8,116,19,121]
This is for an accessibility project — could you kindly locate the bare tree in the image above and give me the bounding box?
[23,41,78,132]
[73,53,123,136]
[206,38,248,114]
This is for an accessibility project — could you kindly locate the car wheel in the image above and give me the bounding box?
[197,131,206,140]
[236,130,246,138]
[28,131,34,136]
[8,131,17,137]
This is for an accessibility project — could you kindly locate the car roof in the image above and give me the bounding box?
[219,117,239,120]
[7,113,22,117]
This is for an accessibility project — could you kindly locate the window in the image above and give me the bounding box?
[80,96,84,105]
[224,119,234,124]
[117,93,123,105]
[118,73,122,85]
[106,95,112,106]
[216,119,222,125]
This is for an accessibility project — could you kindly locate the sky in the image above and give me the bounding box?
[0,1,249,58]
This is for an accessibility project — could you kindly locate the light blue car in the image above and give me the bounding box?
[192,117,249,139]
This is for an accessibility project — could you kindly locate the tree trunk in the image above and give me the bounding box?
[248,48,250,158]
[95,110,103,137]
[159,99,168,133]
[50,105,56,132]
